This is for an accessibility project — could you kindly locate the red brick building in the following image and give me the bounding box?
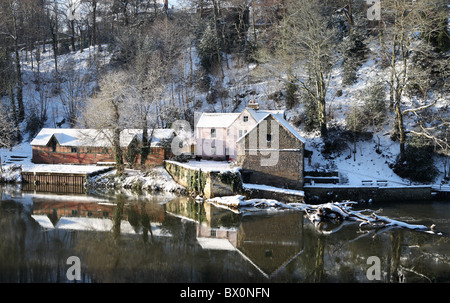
[31,128,174,166]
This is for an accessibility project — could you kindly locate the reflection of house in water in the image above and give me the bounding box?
[30,193,169,237]
[165,197,304,278]
[236,213,304,278]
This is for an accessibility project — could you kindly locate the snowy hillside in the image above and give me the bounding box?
[1,39,449,189]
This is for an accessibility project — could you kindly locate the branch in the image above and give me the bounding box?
[409,130,450,151]
[402,98,438,115]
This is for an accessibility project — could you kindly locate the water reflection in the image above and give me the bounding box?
[0,185,449,283]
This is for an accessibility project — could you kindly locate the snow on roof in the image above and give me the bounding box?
[132,128,175,147]
[31,215,55,229]
[196,113,240,128]
[246,108,285,122]
[272,115,306,143]
[236,114,305,144]
[55,217,136,233]
[30,128,174,148]
[30,215,172,236]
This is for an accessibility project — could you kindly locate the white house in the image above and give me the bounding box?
[194,101,287,161]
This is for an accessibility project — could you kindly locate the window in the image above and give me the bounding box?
[267,134,272,142]
[211,128,216,138]
[243,116,249,122]
[71,147,78,153]
[51,140,57,152]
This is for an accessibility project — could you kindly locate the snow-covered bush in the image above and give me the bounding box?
[392,140,439,183]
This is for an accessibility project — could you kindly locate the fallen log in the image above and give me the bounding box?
[206,196,442,235]
[300,201,441,235]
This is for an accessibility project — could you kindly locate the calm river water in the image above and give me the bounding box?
[0,185,449,283]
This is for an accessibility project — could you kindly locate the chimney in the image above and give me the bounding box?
[248,100,259,110]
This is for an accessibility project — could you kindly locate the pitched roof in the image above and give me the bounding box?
[271,115,305,143]
[236,114,305,144]
[30,128,174,148]
[246,108,285,122]
[195,113,241,128]
[125,129,175,147]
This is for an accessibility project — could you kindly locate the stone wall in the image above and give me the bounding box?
[304,185,433,203]
[243,187,305,203]
[236,115,304,190]
[164,161,242,198]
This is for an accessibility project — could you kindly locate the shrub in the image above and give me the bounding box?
[392,141,439,183]
[300,93,320,133]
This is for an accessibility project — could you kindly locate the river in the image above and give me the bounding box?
[0,185,448,283]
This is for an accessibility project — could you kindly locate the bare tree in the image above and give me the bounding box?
[82,70,134,172]
[59,59,91,126]
[131,51,166,166]
[0,0,25,122]
[378,0,449,160]
[0,104,18,172]
[258,0,338,137]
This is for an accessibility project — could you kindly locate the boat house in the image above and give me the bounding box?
[31,128,174,166]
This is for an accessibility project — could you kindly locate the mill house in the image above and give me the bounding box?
[194,101,306,190]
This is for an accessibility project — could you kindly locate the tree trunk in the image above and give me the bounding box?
[14,43,24,123]
[318,98,328,138]
[140,116,150,167]
[11,3,24,122]
[112,103,124,173]
[114,127,124,173]
[70,20,76,52]
[316,72,328,138]
[91,0,97,48]
[394,99,406,160]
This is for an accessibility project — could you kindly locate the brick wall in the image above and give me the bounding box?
[32,145,168,166]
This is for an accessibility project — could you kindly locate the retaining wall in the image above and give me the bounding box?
[164,161,242,199]
[304,185,433,203]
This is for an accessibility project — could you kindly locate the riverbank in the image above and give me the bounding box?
[86,166,186,194]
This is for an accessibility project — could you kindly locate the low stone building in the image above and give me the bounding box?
[31,128,174,166]
[236,114,305,190]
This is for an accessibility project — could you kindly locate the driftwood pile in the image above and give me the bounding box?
[208,196,442,235]
[293,201,439,234]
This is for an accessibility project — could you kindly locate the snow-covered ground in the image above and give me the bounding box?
[1,39,448,193]
[87,166,186,194]
[165,159,240,173]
